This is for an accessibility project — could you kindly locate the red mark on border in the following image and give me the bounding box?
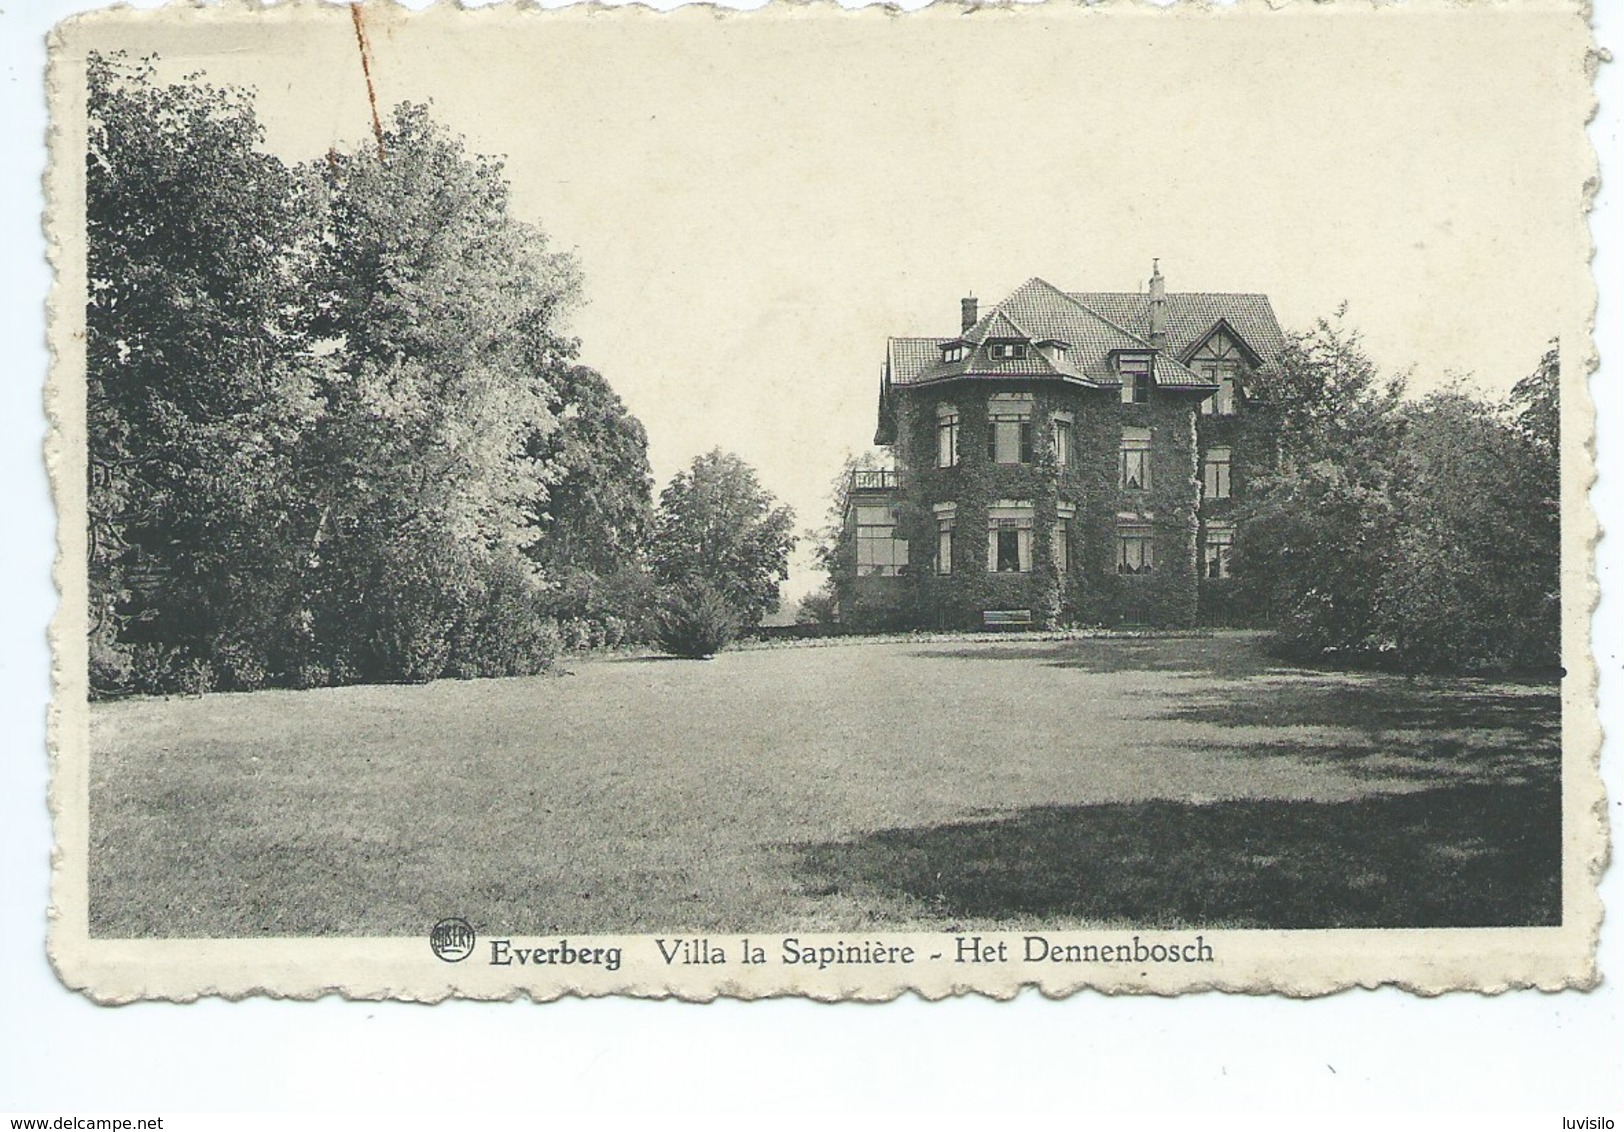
[350,4,385,160]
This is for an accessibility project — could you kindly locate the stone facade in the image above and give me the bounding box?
[840,267,1284,630]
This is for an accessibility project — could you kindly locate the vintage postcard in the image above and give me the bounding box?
[46,0,1604,1003]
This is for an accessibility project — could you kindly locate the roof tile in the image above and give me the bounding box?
[887,279,1281,394]
[1070,291,1286,362]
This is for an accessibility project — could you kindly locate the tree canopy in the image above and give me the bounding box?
[1237,321,1560,673]
[524,363,655,578]
[84,55,660,693]
[87,52,328,689]
[652,449,797,628]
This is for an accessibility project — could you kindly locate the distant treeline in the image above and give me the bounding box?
[88,55,794,695]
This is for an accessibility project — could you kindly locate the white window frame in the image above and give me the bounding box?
[988,394,1035,465]
[936,403,960,468]
[1120,354,1153,404]
[1204,522,1234,580]
[1116,521,1156,575]
[1051,411,1074,468]
[855,503,909,577]
[934,502,957,576]
[1120,426,1153,492]
[986,500,1034,574]
[1203,446,1232,500]
[1199,362,1240,416]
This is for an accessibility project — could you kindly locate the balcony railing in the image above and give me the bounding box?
[850,469,901,492]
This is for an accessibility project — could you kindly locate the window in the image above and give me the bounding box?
[987,394,1035,465]
[937,404,960,468]
[1052,503,1075,574]
[1194,332,1244,416]
[934,503,956,576]
[1051,412,1074,468]
[988,342,1027,360]
[942,344,968,363]
[1120,427,1152,491]
[1203,523,1234,579]
[986,501,1034,574]
[1199,362,1239,415]
[1120,355,1152,404]
[1203,446,1232,501]
[855,504,908,577]
[1117,522,1155,575]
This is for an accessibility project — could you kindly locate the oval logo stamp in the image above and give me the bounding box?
[429,917,476,963]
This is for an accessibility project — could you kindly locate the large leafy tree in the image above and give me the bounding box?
[652,449,797,627]
[1375,386,1558,670]
[525,363,654,577]
[303,103,582,679]
[86,52,325,689]
[87,65,596,690]
[1234,315,1408,651]
[1237,318,1559,672]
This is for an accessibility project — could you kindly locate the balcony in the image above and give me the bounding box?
[850,469,902,493]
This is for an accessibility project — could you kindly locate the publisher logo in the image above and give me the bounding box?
[429,917,476,962]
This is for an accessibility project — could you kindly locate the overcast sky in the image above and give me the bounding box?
[72,3,1595,604]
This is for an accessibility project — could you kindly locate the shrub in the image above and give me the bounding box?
[211,637,269,692]
[121,643,214,696]
[446,550,560,678]
[656,582,741,659]
[293,662,332,690]
[794,590,839,626]
[89,617,133,699]
[542,566,659,646]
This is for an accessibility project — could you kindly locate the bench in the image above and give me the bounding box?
[982,609,1033,630]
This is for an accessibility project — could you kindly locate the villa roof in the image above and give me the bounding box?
[892,277,1212,390]
[1068,290,1286,363]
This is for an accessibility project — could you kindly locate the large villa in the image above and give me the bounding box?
[839,263,1286,630]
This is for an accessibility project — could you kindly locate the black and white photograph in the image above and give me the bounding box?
[43,0,1602,1003]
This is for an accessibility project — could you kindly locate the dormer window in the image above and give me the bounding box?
[1119,354,1153,404]
[941,343,969,363]
[988,342,1027,361]
[1199,364,1239,415]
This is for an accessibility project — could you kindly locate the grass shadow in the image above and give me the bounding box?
[913,634,1286,678]
[1163,671,1559,732]
[791,782,1560,929]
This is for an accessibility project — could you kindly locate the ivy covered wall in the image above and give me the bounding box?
[861,379,1207,629]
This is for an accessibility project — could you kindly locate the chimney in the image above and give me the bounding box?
[1148,259,1167,348]
[961,295,978,333]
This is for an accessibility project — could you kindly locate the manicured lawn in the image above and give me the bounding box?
[88,632,1561,937]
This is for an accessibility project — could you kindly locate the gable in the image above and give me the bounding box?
[1069,291,1286,365]
[1185,323,1260,367]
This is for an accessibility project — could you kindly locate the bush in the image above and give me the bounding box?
[794,590,838,626]
[446,550,560,679]
[211,637,269,692]
[89,617,133,699]
[542,565,659,645]
[656,582,741,659]
[121,642,213,696]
